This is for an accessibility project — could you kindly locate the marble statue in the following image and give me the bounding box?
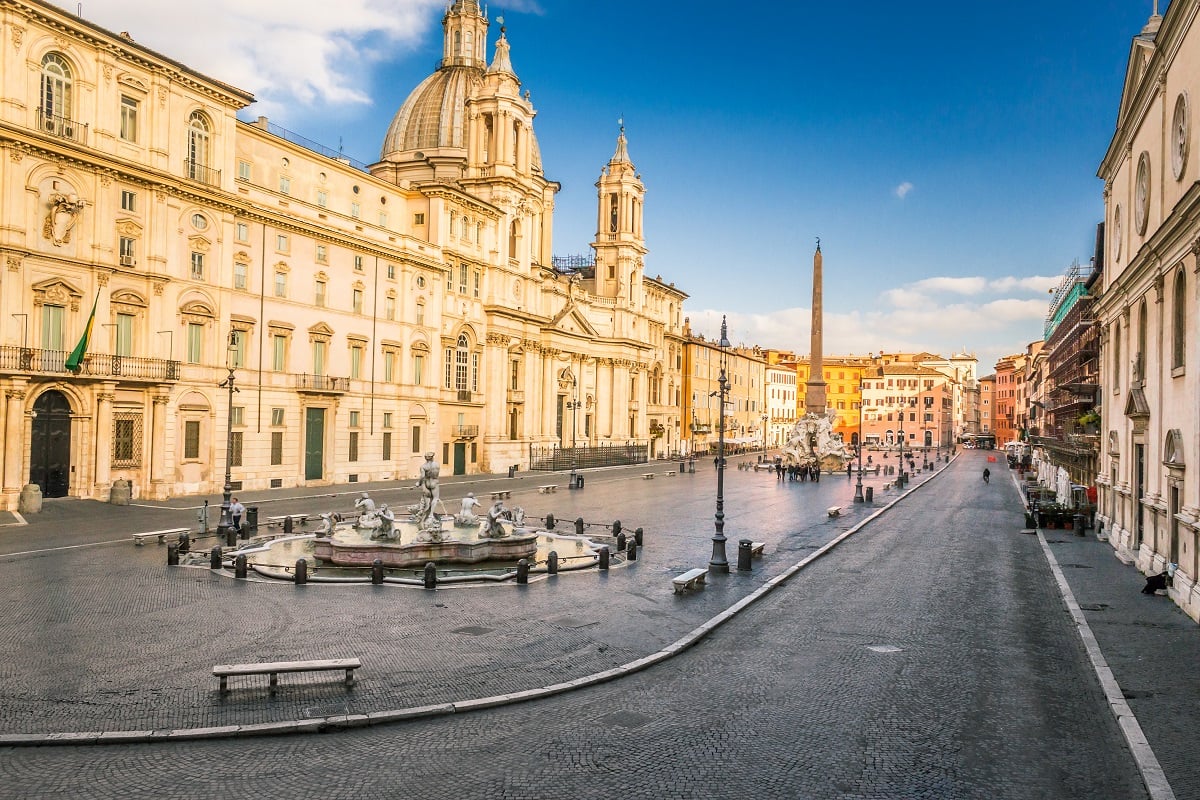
[354,492,380,528]
[483,499,508,539]
[782,409,854,472]
[370,504,398,541]
[410,452,442,532]
[455,493,481,527]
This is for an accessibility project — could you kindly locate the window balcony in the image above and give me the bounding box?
[0,346,178,381]
[453,425,479,438]
[184,159,221,187]
[294,373,348,393]
[36,108,88,144]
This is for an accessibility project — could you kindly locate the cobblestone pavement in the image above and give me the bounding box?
[0,453,1192,798]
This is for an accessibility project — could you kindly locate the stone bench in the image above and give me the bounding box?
[537,485,558,494]
[749,541,766,558]
[665,470,676,476]
[827,506,842,518]
[672,567,708,594]
[489,490,511,500]
[266,514,309,528]
[213,657,361,694]
[642,473,655,480]
[132,527,190,546]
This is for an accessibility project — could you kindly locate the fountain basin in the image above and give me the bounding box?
[313,528,539,567]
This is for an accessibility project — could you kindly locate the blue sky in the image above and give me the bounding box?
[60,0,1160,370]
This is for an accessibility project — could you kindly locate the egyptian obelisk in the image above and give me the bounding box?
[805,239,827,415]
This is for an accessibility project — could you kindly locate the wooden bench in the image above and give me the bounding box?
[749,541,766,558]
[672,567,708,594]
[213,657,361,693]
[489,490,511,500]
[537,485,558,494]
[827,506,842,518]
[132,527,190,546]
[642,473,655,480]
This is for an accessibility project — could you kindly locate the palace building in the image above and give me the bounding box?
[0,0,686,508]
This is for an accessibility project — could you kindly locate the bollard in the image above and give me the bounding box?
[577,475,585,489]
[210,545,222,569]
[283,516,294,534]
[372,558,384,585]
[424,562,437,589]
[612,520,622,538]
[516,558,529,584]
[575,517,585,536]
[627,540,637,560]
[865,486,874,502]
[737,538,753,571]
[235,554,247,579]
[616,532,626,551]
[635,527,644,546]
[294,558,307,585]
[225,527,237,548]
[545,513,556,530]
[598,546,610,571]
[177,532,190,554]
[167,543,179,566]
[547,551,558,575]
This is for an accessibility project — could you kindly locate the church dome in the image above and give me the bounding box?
[380,65,478,157]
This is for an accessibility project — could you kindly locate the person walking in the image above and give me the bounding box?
[229,497,246,534]
[983,468,991,484]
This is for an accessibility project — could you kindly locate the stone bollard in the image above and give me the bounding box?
[865,486,874,502]
[372,558,384,585]
[167,543,179,566]
[575,517,585,536]
[516,558,529,584]
[177,532,190,554]
[627,540,637,561]
[294,558,307,585]
[599,546,610,571]
[545,513,556,530]
[283,516,294,534]
[616,532,626,551]
[424,562,437,589]
[210,545,222,569]
[235,554,247,579]
[225,527,237,548]
[109,478,131,506]
[547,551,558,575]
[737,538,753,571]
[635,527,644,546]
[612,520,622,539]
[17,484,42,514]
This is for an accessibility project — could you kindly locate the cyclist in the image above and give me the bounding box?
[983,467,991,484]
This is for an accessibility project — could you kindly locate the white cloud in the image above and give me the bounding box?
[894,181,914,199]
[910,276,988,295]
[54,0,445,109]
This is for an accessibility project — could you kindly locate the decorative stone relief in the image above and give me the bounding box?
[43,192,85,246]
[11,26,24,51]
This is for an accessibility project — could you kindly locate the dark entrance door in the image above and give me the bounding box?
[30,390,71,498]
[304,408,325,481]
[453,442,466,476]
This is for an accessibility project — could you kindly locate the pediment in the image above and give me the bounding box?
[32,277,84,310]
[1124,386,1150,418]
[1116,37,1158,131]
[115,218,143,237]
[308,322,335,337]
[188,235,211,253]
[548,303,598,337]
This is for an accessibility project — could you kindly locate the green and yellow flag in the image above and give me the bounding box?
[64,294,98,373]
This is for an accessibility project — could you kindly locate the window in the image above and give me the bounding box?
[379,211,388,227]
[274,271,287,298]
[387,264,396,279]
[349,432,359,462]
[276,234,288,252]
[120,190,136,212]
[1173,270,1186,372]
[119,96,138,142]
[192,213,208,231]
[384,295,395,320]
[272,334,287,371]
[315,280,326,307]
[231,406,244,426]
[354,255,364,272]
[382,432,392,460]
[279,176,290,194]
[414,212,425,225]
[454,335,470,391]
[312,340,327,375]
[352,288,363,314]
[236,221,249,242]
[349,410,361,427]
[383,412,393,428]
[41,53,73,121]
[511,359,520,390]
[186,111,211,178]
[229,330,246,367]
[350,345,363,379]
[230,431,243,467]
[351,202,360,219]
[113,415,138,465]
[316,245,327,263]
[271,407,285,426]
[233,263,247,290]
[119,237,136,266]
[115,313,134,357]
[238,161,251,181]
[412,425,422,453]
[415,302,424,326]
[458,264,468,294]
[270,431,283,465]
[190,252,204,280]
[383,350,395,382]
[186,323,203,364]
[317,190,328,208]
[184,420,200,459]
[473,269,480,298]
[413,353,424,385]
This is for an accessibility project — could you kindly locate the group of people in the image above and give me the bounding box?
[776,462,820,482]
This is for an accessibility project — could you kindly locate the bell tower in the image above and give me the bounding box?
[441,0,489,69]
[591,123,647,302]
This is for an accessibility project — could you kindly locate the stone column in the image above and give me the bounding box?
[483,334,508,445]
[2,381,27,495]
[94,382,117,496]
[542,348,557,443]
[150,389,170,495]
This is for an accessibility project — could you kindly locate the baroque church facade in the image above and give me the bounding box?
[0,0,687,508]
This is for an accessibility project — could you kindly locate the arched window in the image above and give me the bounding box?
[187,111,211,177]
[508,220,519,259]
[454,333,469,391]
[1172,270,1186,371]
[40,53,73,121]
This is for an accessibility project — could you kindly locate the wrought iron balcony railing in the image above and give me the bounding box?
[293,373,348,393]
[0,346,178,380]
[36,108,88,144]
[184,159,221,187]
[453,425,479,438]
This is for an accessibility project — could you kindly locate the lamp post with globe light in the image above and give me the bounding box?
[710,316,732,573]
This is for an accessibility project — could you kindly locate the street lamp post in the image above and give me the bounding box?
[761,413,768,457]
[853,384,864,502]
[565,372,582,451]
[710,315,731,573]
[898,401,906,483]
[216,335,240,544]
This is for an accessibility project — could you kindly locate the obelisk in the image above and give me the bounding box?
[805,239,827,415]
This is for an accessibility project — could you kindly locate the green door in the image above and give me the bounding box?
[305,408,325,480]
[453,442,466,476]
